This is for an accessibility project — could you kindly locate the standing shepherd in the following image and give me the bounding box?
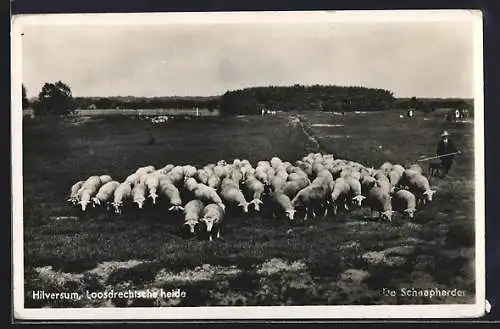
[436,130,459,177]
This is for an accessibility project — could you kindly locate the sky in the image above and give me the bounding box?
[20,15,477,99]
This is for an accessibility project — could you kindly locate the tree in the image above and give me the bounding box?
[34,81,75,116]
[22,84,29,109]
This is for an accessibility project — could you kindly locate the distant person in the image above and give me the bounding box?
[436,130,459,177]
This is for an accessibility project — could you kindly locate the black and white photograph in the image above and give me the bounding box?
[12,10,485,319]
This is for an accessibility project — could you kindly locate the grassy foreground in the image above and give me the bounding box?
[22,111,476,307]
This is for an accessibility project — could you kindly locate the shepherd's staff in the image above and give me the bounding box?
[416,151,462,162]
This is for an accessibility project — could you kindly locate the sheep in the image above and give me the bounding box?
[166,167,185,186]
[344,176,366,207]
[135,165,155,176]
[92,181,120,208]
[282,177,310,199]
[380,162,393,173]
[330,177,351,215]
[125,173,140,186]
[257,160,271,169]
[268,191,296,221]
[398,169,423,190]
[392,164,405,175]
[230,168,244,185]
[182,165,197,178]
[81,175,102,190]
[360,176,377,196]
[219,178,250,213]
[214,164,231,179]
[200,203,226,241]
[400,173,436,206]
[183,177,199,193]
[392,190,417,219]
[270,157,283,169]
[67,180,85,205]
[242,175,266,211]
[191,183,225,210]
[77,176,103,211]
[111,182,133,214]
[159,181,184,211]
[408,164,423,175]
[365,185,394,222]
[291,183,330,220]
[132,182,148,209]
[195,169,210,185]
[143,173,161,204]
[183,199,205,235]
[255,167,270,185]
[207,174,221,190]
[270,175,287,192]
[314,170,334,186]
[158,164,175,175]
[99,175,113,185]
[374,172,392,194]
[387,168,403,190]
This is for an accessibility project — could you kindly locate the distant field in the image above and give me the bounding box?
[22,110,476,307]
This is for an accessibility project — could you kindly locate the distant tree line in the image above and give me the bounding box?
[395,97,474,114]
[72,96,220,111]
[219,84,396,115]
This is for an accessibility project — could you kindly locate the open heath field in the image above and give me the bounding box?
[21,110,476,308]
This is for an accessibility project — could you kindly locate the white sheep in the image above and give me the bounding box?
[67,180,85,205]
[269,191,296,221]
[207,174,221,190]
[132,182,148,209]
[111,182,133,214]
[392,189,417,219]
[214,164,231,179]
[92,181,120,208]
[361,176,377,196]
[182,165,197,178]
[330,177,351,215]
[270,157,283,169]
[242,175,266,212]
[77,176,103,211]
[125,173,140,186]
[400,173,436,206]
[159,181,184,211]
[195,169,210,185]
[183,177,199,193]
[344,176,366,207]
[257,160,271,169]
[219,178,250,213]
[380,162,393,173]
[281,179,310,200]
[99,175,113,185]
[270,175,287,192]
[291,183,330,220]
[255,167,270,185]
[200,203,226,241]
[191,183,225,210]
[365,185,394,221]
[143,173,161,204]
[183,199,205,235]
[166,166,185,186]
[158,164,175,175]
[408,164,423,175]
[387,168,403,190]
[135,165,155,176]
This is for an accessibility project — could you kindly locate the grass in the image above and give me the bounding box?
[22,110,476,307]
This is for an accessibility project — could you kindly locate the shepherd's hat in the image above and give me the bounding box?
[441,130,450,137]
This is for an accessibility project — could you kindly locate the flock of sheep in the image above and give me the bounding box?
[66,153,436,241]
